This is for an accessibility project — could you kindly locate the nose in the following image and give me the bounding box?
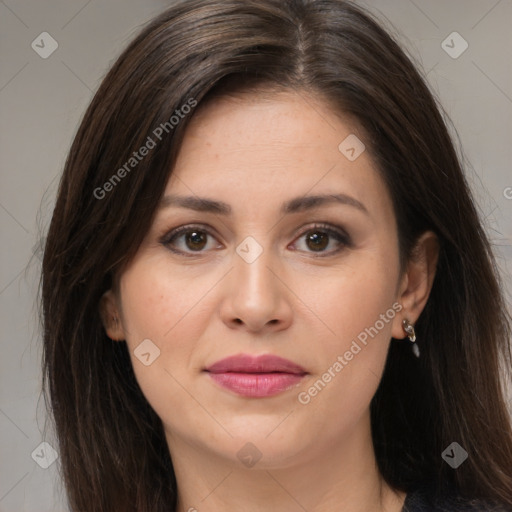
[219,244,293,334]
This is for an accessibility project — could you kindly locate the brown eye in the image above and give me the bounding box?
[183,230,207,251]
[292,223,352,256]
[161,223,351,258]
[161,225,220,255]
[305,230,329,251]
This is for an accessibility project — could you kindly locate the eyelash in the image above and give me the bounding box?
[160,223,352,258]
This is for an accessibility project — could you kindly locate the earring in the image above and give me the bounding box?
[402,319,420,358]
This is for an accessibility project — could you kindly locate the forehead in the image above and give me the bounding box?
[165,90,393,222]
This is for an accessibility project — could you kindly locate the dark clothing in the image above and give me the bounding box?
[402,485,512,511]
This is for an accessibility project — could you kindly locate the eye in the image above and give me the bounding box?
[160,225,221,256]
[291,223,352,256]
[160,222,352,257]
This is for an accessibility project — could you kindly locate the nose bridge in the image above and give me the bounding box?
[233,233,277,299]
[222,232,291,331]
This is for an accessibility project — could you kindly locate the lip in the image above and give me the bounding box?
[204,354,307,398]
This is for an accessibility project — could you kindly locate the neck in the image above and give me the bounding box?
[168,409,406,512]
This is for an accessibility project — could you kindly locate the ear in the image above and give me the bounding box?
[99,289,125,341]
[391,230,440,340]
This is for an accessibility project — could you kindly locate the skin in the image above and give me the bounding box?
[100,90,439,512]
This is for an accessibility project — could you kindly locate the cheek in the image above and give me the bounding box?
[295,250,399,414]
[295,272,398,433]
[307,251,399,350]
[116,260,213,418]
[119,259,218,343]
[117,260,217,394]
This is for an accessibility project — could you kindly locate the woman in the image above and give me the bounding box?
[41,0,512,510]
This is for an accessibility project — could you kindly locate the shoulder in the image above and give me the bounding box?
[402,485,512,512]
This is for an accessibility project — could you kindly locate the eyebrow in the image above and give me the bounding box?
[158,193,369,216]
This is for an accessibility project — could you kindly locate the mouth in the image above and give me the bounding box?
[204,354,308,398]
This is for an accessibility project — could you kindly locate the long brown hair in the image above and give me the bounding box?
[41,0,512,510]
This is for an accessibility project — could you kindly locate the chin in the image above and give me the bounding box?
[206,425,310,469]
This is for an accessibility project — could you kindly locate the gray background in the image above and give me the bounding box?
[1,1,511,510]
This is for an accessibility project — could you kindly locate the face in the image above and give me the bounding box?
[102,90,414,469]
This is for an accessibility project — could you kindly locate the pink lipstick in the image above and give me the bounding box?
[204,354,307,398]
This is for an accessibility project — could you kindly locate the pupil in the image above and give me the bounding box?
[187,231,206,250]
[308,231,328,251]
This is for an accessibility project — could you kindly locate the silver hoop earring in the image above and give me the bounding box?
[402,319,420,358]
